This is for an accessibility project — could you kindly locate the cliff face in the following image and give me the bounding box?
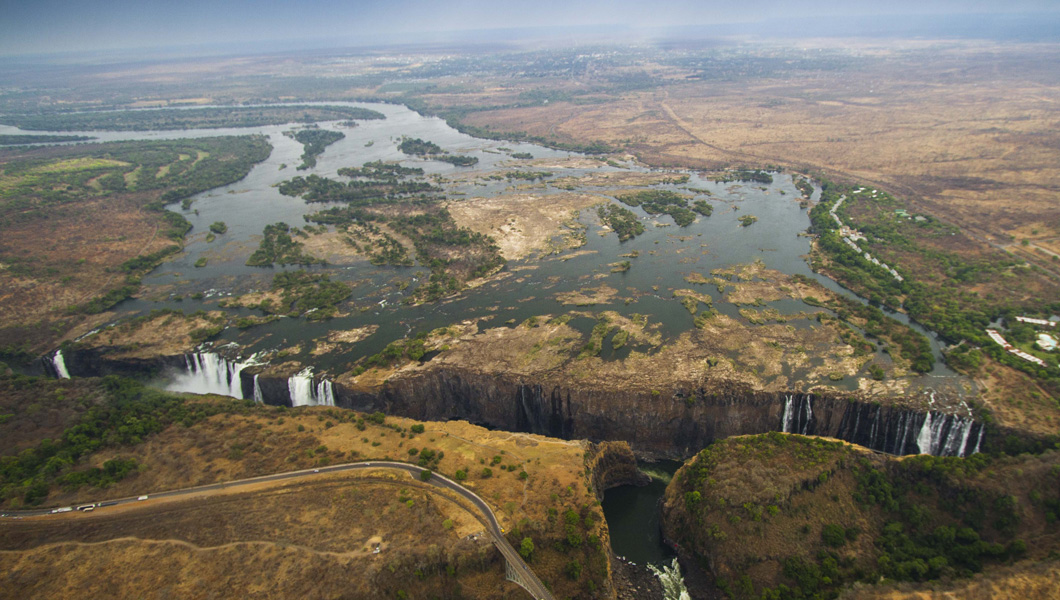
[57,348,989,459]
[586,441,651,497]
[662,434,1060,599]
[44,347,183,379]
[326,366,984,459]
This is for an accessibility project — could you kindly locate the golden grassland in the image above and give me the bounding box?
[0,475,518,600]
[0,384,614,599]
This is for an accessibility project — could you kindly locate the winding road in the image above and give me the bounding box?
[0,461,555,600]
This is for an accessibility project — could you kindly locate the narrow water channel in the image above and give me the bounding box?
[601,460,681,568]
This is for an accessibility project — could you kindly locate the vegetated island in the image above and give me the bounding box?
[0,134,94,146]
[597,203,645,241]
[398,136,479,166]
[615,190,710,227]
[278,161,503,302]
[0,105,385,131]
[285,127,345,170]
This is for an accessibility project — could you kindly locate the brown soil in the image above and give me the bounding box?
[2,383,613,600]
[665,434,1060,598]
[446,43,1060,280]
[555,284,621,306]
[447,192,602,260]
[343,265,954,399]
[0,191,176,352]
[839,558,1060,599]
[76,311,227,359]
[0,378,107,457]
[971,356,1060,437]
[0,475,517,600]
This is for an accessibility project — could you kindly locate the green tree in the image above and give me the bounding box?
[519,537,535,560]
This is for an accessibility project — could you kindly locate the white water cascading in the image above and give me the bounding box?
[648,558,691,600]
[916,412,938,455]
[287,368,336,407]
[943,418,975,458]
[802,396,813,435]
[782,394,794,433]
[288,368,316,407]
[315,379,335,407]
[52,350,71,379]
[166,352,249,399]
[894,412,914,455]
[252,374,264,404]
[915,411,979,457]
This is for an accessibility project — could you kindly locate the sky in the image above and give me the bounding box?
[1,0,1058,57]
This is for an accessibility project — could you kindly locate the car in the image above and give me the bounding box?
[137,495,148,501]
[313,469,319,473]
[77,504,95,512]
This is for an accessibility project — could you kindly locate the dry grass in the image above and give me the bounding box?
[448,43,1060,278]
[0,475,517,600]
[840,558,1060,599]
[78,311,226,359]
[1,385,610,599]
[447,192,601,260]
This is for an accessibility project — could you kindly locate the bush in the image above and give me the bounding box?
[821,523,846,547]
[519,537,534,560]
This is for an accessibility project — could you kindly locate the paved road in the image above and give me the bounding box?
[0,461,554,600]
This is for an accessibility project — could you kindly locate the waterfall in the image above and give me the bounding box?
[894,412,913,455]
[167,352,249,399]
[869,405,880,446]
[288,368,316,407]
[915,412,980,457]
[802,396,813,435]
[252,374,263,404]
[287,368,335,407]
[52,350,71,379]
[648,558,690,600]
[916,412,939,455]
[316,379,335,407]
[782,394,794,433]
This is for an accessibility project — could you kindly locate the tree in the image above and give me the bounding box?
[519,537,535,560]
[420,469,433,482]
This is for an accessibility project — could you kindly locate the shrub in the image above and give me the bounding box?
[821,523,846,547]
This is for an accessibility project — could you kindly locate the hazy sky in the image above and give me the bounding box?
[1,0,1057,56]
